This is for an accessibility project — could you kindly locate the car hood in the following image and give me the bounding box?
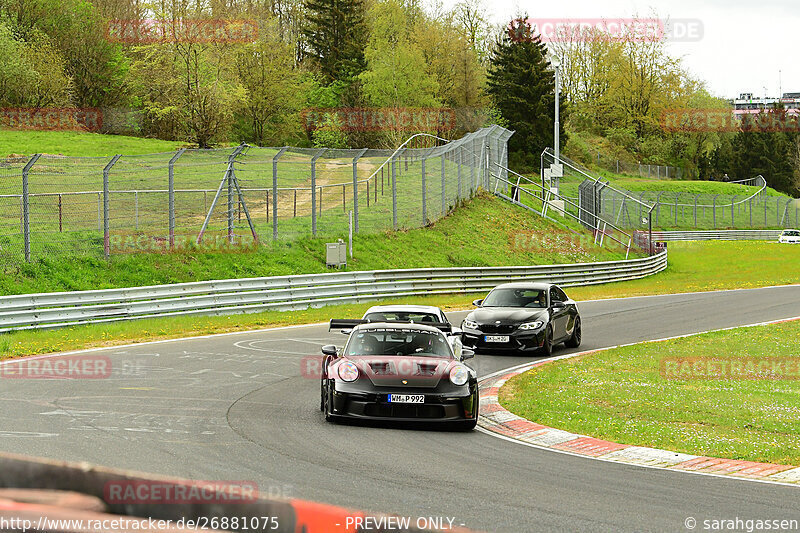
[342,356,455,388]
[468,308,548,324]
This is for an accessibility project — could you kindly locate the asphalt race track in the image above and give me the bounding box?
[2,286,800,532]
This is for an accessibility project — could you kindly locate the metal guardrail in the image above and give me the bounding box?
[0,252,667,332]
[650,230,784,241]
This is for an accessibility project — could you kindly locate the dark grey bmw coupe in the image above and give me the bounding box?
[461,282,581,356]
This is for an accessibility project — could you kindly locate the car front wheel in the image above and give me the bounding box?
[565,317,582,348]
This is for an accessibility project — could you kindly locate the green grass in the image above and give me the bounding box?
[0,192,633,295]
[0,129,187,157]
[566,240,800,301]
[500,320,800,466]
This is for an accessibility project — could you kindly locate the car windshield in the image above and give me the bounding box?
[482,288,547,308]
[782,230,800,236]
[346,329,452,358]
[363,311,440,323]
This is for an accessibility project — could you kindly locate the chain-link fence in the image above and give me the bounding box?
[589,180,799,230]
[537,149,798,232]
[571,150,695,180]
[0,126,512,264]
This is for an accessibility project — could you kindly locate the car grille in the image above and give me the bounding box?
[476,324,517,334]
[365,403,446,419]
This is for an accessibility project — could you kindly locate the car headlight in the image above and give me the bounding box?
[337,361,359,382]
[449,364,470,386]
[518,320,544,330]
[463,319,479,329]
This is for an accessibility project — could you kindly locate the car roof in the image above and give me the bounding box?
[363,305,443,314]
[489,282,553,290]
[352,322,443,334]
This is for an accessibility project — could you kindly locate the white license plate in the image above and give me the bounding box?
[485,335,510,343]
[388,394,424,404]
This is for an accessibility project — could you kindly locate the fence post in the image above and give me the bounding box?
[441,152,446,215]
[103,155,122,258]
[311,149,326,236]
[352,149,367,233]
[21,154,41,262]
[694,195,698,227]
[731,196,736,228]
[777,197,781,226]
[713,195,717,229]
[421,152,427,225]
[749,196,753,227]
[457,145,463,200]
[765,196,768,227]
[674,193,679,226]
[168,149,185,250]
[391,154,398,230]
[272,147,288,241]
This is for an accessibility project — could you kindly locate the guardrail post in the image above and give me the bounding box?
[311,149,326,236]
[391,153,398,230]
[352,148,367,234]
[103,154,122,258]
[168,149,185,250]
[272,147,288,241]
[21,154,41,262]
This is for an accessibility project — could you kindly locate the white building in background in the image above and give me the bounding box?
[731,92,800,116]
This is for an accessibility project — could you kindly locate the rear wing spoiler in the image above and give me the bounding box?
[329,319,453,333]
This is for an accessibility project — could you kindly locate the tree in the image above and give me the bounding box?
[730,106,798,194]
[359,0,439,144]
[486,17,566,166]
[301,0,368,83]
[235,19,304,145]
[1,0,128,107]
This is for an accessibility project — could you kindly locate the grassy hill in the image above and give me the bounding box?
[0,129,187,157]
[1,192,636,295]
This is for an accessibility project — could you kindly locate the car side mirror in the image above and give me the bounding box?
[340,328,352,335]
[460,348,475,360]
[552,302,565,309]
[321,345,338,356]
[448,327,463,336]
[472,299,483,307]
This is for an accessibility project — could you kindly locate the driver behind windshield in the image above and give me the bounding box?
[482,288,546,308]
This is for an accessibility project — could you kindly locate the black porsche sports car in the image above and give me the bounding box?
[461,282,581,356]
[321,321,478,429]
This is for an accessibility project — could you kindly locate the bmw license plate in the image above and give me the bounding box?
[388,394,424,404]
[485,335,510,343]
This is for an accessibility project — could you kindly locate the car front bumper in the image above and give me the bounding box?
[461,328,545,353]
[329,384,478,422]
